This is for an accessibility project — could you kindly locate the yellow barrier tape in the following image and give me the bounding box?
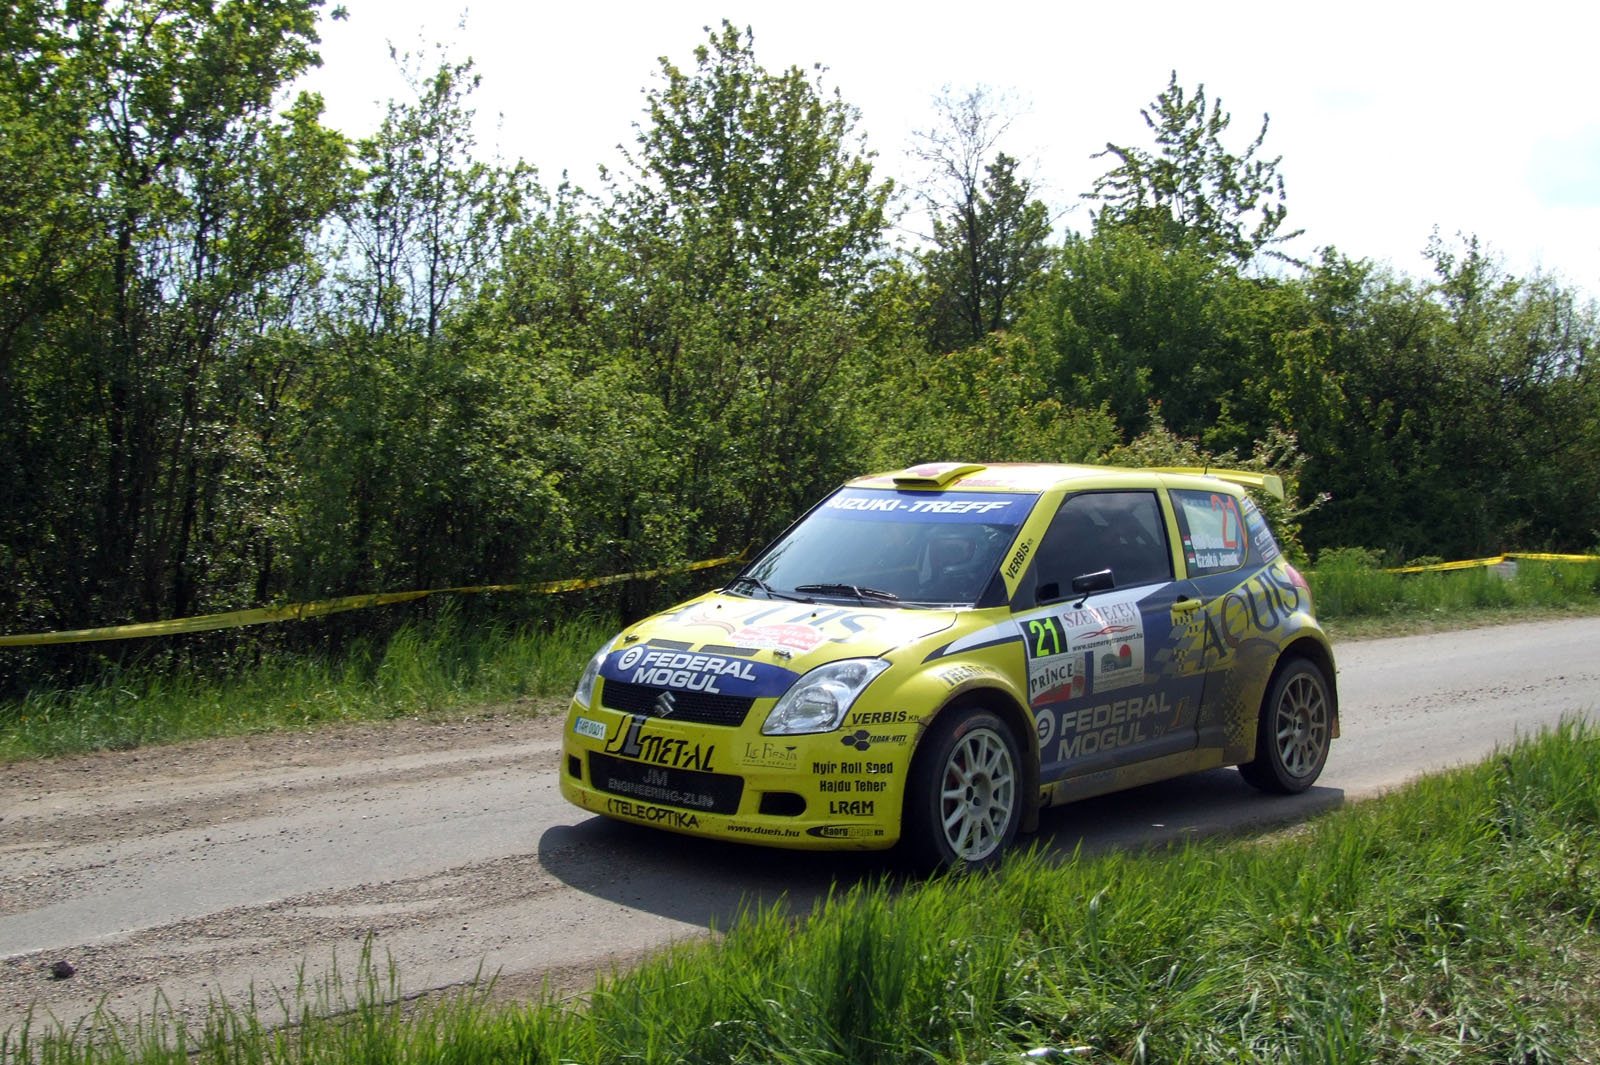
[1386,552,1600,574]
[0,551,747,648]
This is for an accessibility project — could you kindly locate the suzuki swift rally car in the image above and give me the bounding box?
[560,462,1338,867]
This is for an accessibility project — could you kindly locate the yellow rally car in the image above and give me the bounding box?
[560,462,1338,868]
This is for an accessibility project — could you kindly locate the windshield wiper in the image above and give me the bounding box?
[792,583,900,603]
[727,575,811,602]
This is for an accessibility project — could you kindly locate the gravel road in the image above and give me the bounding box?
[4,616,1598,1033]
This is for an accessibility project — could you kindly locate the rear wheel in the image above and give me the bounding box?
[901,707,1022,869]
[1239,658,1332,793]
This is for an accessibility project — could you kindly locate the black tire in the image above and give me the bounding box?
[1239,657,1332,794]
[901,707,1022,870]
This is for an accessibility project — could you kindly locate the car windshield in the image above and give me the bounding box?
[732,488,1038,607]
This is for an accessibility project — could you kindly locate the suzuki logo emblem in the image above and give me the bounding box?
[654,690,677,718]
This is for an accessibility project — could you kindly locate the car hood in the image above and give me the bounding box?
[619,591,961,672]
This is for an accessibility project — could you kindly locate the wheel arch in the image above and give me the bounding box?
[909,685,1043,835]
[1277,634,1340,738]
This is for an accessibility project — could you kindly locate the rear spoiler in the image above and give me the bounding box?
[1149,467,1285,502]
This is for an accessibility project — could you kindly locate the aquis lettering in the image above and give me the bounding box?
[605,715,718,772]
[1206,567,1303,650]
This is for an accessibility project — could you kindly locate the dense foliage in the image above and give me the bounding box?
[3,4,1597,688]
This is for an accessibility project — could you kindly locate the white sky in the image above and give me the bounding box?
[297,0,1600,297]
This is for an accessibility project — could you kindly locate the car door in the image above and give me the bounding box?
[1168,487,1292,752]
[1016,490,1207,782]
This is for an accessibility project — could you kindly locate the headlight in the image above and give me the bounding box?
[572,640,614,709]
[762,658,890,735]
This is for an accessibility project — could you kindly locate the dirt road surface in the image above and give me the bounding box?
[4,616,1598,1033]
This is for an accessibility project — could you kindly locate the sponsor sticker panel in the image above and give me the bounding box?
[739,740,801,771]
[806,824,887,841]
[671,601,888,650]
[605,797,703,830]
[819,488,1035,525]
[1022,597,1148,701]
[603,715,720,772]
[590,751,741,812]
[1242,496,1281,564]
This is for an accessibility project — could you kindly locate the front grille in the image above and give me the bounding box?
[589,752,744,814]
[600,679,754,727]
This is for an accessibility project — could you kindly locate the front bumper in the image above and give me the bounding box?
[559,702,914,851]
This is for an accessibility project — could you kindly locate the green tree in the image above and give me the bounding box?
[289,50,545,598]
[1086,71,1301,265]
[911,87,1052,353]
[875,331,1118,467]
[0,0,346,634]
[1293,239,1599,558]
[1022,227,1240,439]
[601,21,899,555]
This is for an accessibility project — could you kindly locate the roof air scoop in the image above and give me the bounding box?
[891,462,986,488]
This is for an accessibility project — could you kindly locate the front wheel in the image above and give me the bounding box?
[1239,658,1332,794]
[901,708,1022,870]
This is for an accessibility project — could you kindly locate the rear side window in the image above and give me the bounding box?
[1240,495,1282,564]
[1171,489,1249,576]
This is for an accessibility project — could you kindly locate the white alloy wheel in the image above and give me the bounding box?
[937,724,1018,862]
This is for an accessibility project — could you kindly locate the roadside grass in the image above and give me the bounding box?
[1312,553,1600,639]
[0,613,610,761]
[7,721,1598,1064]
[2,559,1599,762]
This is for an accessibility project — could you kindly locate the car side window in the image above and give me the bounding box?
[1170,489,1249,576]
[1026,491,1172,604]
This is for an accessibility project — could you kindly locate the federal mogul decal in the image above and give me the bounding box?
[600,643,797,696]
[1055,692,1171,761]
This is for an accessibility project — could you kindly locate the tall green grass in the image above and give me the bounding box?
[0,612,612,761]
[1309,552,1600,622]
[9,721,1598,1064]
